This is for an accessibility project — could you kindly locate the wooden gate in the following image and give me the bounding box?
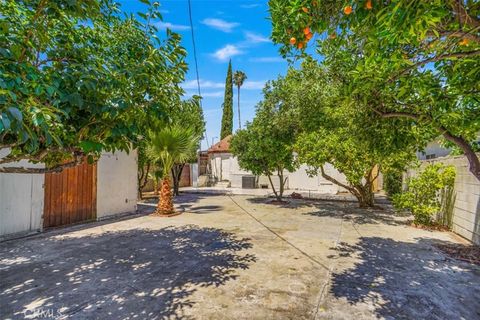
[43,161,97,228]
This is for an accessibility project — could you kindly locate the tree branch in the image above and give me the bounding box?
[319,165,359,197]
[0,158,85,174]
[390,50,480,81]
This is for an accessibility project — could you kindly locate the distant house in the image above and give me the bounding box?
[416,138,452,160]
[205,135,366,194]
[0,150,138,238]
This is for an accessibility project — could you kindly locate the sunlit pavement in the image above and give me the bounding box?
[1,193,479,319]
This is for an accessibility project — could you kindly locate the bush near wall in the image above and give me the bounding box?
[393,164,456,226]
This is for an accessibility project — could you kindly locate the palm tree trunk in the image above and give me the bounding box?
[157,176,174,215]
[237,85,241,129]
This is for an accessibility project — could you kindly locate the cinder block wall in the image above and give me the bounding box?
[407,155,480,244]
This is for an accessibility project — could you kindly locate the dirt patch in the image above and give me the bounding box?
[267,200,290,205]
[435,243,480,266]
[410,222,450,232]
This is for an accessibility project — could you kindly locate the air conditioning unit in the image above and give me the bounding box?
[242,176,256,189]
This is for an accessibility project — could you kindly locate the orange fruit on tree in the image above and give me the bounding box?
[302,7,309,13]
[306,32,313,40]
[289,37,297,45]
[329,32,337,39]
[344,5,353,15]
[303,27,310,35]
[297,41,305,49]
[459,38,469,46]
[365,0,372,10]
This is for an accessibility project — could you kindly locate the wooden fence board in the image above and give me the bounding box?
[44,161,97,228]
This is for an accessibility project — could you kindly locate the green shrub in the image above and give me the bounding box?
[393,164,456,226]
[384,170,403,197]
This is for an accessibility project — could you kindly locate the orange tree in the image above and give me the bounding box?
[269,0,480,180]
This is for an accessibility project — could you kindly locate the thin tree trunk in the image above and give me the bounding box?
[278,169,285,200]
[267,174,281,201]
[157,176,174,215]
[138,163,151,200]
[171,163,185,196]
[237,86,241,129]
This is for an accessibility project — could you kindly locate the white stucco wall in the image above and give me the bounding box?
[0,149,44,237]
[96,150,138,219]
[417,140,452,160]
[211,153,348,194]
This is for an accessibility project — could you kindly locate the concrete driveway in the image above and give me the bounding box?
[1,193,479,319]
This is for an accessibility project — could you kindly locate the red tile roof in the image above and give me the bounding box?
[207,135,232,153]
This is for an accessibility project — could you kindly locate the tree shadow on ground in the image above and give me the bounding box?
[246,197,408,226]
[139,193,225,215]
[329,237,480,319]
[304,201,409,226]
[0,225,255,319]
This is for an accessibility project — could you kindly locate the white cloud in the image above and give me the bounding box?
[244,31,270,43]
[242,80,266,90]
[241,4,261,8]
[154,21,190,31]
[249,56,284,63]
[212,44,243,61]
[201,18,239,32]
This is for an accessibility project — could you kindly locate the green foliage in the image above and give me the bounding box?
[0,0,187,171]
[220,60,233,139]
[393,164,456,225]
[233,70,247,129]
[138,96,204,195]
[230,78,298,200]
[268,0,480,180]
[146,125,200,179]
[284,60,419,207]
[233,71,247,89]
[384,170,403,197]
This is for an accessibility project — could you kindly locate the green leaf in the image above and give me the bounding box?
[7,107,23,122]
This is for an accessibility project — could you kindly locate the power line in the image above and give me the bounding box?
[187,0,209,148]
[187,0,201,98]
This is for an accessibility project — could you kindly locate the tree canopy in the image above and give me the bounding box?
[279,60,420,207]
[230,78,298,201]
[269,0,480,180]
[0,0,187,173]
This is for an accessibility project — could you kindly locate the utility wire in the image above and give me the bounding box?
[187,0,201,98]
[187,0,209,148]
[227,195,330,272]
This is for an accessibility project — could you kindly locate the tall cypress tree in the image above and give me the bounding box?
[220,60,233,139]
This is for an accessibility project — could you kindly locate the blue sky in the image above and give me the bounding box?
[118,0,291,149]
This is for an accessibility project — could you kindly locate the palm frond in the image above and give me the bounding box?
[146,125,201,177]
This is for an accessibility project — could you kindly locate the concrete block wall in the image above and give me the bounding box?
[407,155,480,245]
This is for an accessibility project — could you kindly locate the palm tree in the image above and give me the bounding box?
[147,125,200,215]
[233,70,247,129]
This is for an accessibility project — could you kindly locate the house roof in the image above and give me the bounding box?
[207,135,232,154]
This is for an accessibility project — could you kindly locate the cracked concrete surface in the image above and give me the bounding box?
[1,193,479,319]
